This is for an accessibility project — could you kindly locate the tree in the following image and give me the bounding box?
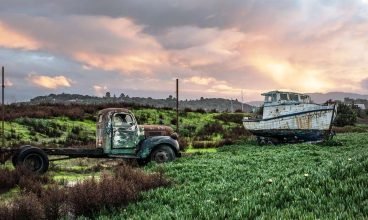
[105,92,111,98]
[333,103,357,127]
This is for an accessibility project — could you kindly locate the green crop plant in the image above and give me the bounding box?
[95,133,368,219]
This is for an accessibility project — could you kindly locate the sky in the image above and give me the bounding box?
[0,0,368,102]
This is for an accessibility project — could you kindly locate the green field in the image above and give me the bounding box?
[92,133,367,219]
[1,131,367,219]
[3,109,250,149]
[1,108,368,219]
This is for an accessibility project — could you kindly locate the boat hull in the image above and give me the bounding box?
[243,108,336,143]
[250,129,329,142]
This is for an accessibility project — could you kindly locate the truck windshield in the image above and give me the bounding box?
[113,114,134,127]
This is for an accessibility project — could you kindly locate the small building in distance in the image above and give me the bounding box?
[344,97,367,110]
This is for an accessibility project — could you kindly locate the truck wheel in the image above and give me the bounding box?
[150,145,176,163]
[17,147,49,174]
[12,145,32,167]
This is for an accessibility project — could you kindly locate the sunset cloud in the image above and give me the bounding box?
[183,76,216,85]
[0,22,39,50]
[27,74,72,89]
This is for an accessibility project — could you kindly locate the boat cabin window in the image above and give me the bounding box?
[289,94,299,102]
[279,93,288,101]
[300,95,310,103]
[265,94,277,102]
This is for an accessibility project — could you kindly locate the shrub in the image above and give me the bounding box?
[0,168,16,193]
[214,113,245,124]
[7,193,45,220]
[41,185,68,220]
[333,104,357,127]
[1,164,170,219]
[192,139,234,149]
[195,108,206,114]
[196,122,224,138]
[113,165,170,191]
[15,118,65,138]
[170,118,177,125]
[332,126,368,133]
[223,125,252,140]
[184,107,194,113]
[65,127,95,147]
[68,165,170,217]
[178,137,189,151]
[0,166,51,194]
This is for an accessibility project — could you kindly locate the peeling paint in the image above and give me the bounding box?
[96,108,179,158]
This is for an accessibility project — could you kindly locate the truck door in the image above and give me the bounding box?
[111,113,139,149]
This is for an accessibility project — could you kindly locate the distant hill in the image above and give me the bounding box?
[28,93,253,112]
[307,92,368,103]
[247,92,368,105]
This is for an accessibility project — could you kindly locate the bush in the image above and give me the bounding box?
[184,107,194,113]
[0,193,45,220]
[196,122,224,138]
[192,139,234,149]
[333,104,357,127]
[178,137,189,151]
[214,113,245,124]
[40,185,68,220]
[223,125,252,140]
[0,168,16,192]
[0,166,51,194]
[195,108,206,113]
[0,165,170,219]
[68,165,170,217]
[332,126,368,133]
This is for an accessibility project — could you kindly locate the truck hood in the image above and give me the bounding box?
[139,125,174,137]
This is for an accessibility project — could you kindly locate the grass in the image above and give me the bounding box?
[94,133,368,219]
[2,110,250,148]
[185,148,218,153]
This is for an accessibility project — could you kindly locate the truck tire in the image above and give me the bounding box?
[17,147,49,174]
[150,145,176,163]
[12,145,32,167]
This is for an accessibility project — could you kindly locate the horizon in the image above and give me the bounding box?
[6,90,368,105]
[1,1,368,102]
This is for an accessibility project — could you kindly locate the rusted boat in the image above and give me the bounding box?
[243,91,337,144]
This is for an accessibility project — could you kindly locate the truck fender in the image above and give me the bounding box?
[138,136,180,159]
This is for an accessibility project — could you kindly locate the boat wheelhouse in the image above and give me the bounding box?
[243,91,337,144]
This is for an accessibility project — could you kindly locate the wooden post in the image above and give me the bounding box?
[176,79,179,133]
[2,66,4,147]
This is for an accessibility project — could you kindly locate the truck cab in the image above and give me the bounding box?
[96,108,180,163]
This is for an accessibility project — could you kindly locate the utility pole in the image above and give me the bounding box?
[176,79,179,133]
[2,66,5,147]
[241,90,244,112]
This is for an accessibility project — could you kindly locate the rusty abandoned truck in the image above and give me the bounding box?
[0,108,181,173]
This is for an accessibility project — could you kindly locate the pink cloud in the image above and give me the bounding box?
[27,73,72,89]
[0,22,39,50]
